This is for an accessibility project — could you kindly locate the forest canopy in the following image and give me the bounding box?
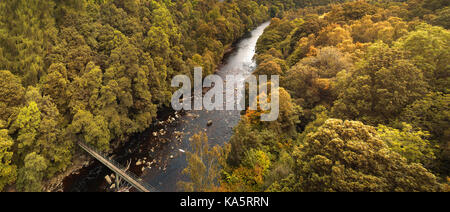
[0,0,449,192]
[181,0,450,192]
[0,0,300,191]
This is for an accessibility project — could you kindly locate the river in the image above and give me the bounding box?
[63,21,270,192]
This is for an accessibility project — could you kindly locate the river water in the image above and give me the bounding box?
[63,21,270,192]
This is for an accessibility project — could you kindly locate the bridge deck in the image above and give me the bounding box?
[78,142,158,192]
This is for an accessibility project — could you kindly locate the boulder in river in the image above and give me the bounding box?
[105,175,112,185]
[159,129,166,136]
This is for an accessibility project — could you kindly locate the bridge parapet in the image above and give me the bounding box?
[78,142,158,192]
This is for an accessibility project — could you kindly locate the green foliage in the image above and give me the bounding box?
[13,101,41,160]
[10,88,72,178]
[430,7,450,29]
[282,63,329,109]
[254,60,283,76]
[178,132,221,192]
[332,42,428,125]
[349,16,409,45]
[145,26,170,58]
[0,0,56,85]
[42,63,70,113]
[394,23,450,92]
[25,88,72,177]
[0,70,25,123]
[222,148,272,192]
[399,92,450,174]
[16,152,47,192]
[378,124,437,167]
[277,119,442,192]
[297,106,330,142]
[326,1,378,22]
[400,92,450,143]
[69,110,110,152]
[0,129,17,191]
[227,117,263,167]
[246,87,300,135]
[243,149,272,174]
[256,18,297,54]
